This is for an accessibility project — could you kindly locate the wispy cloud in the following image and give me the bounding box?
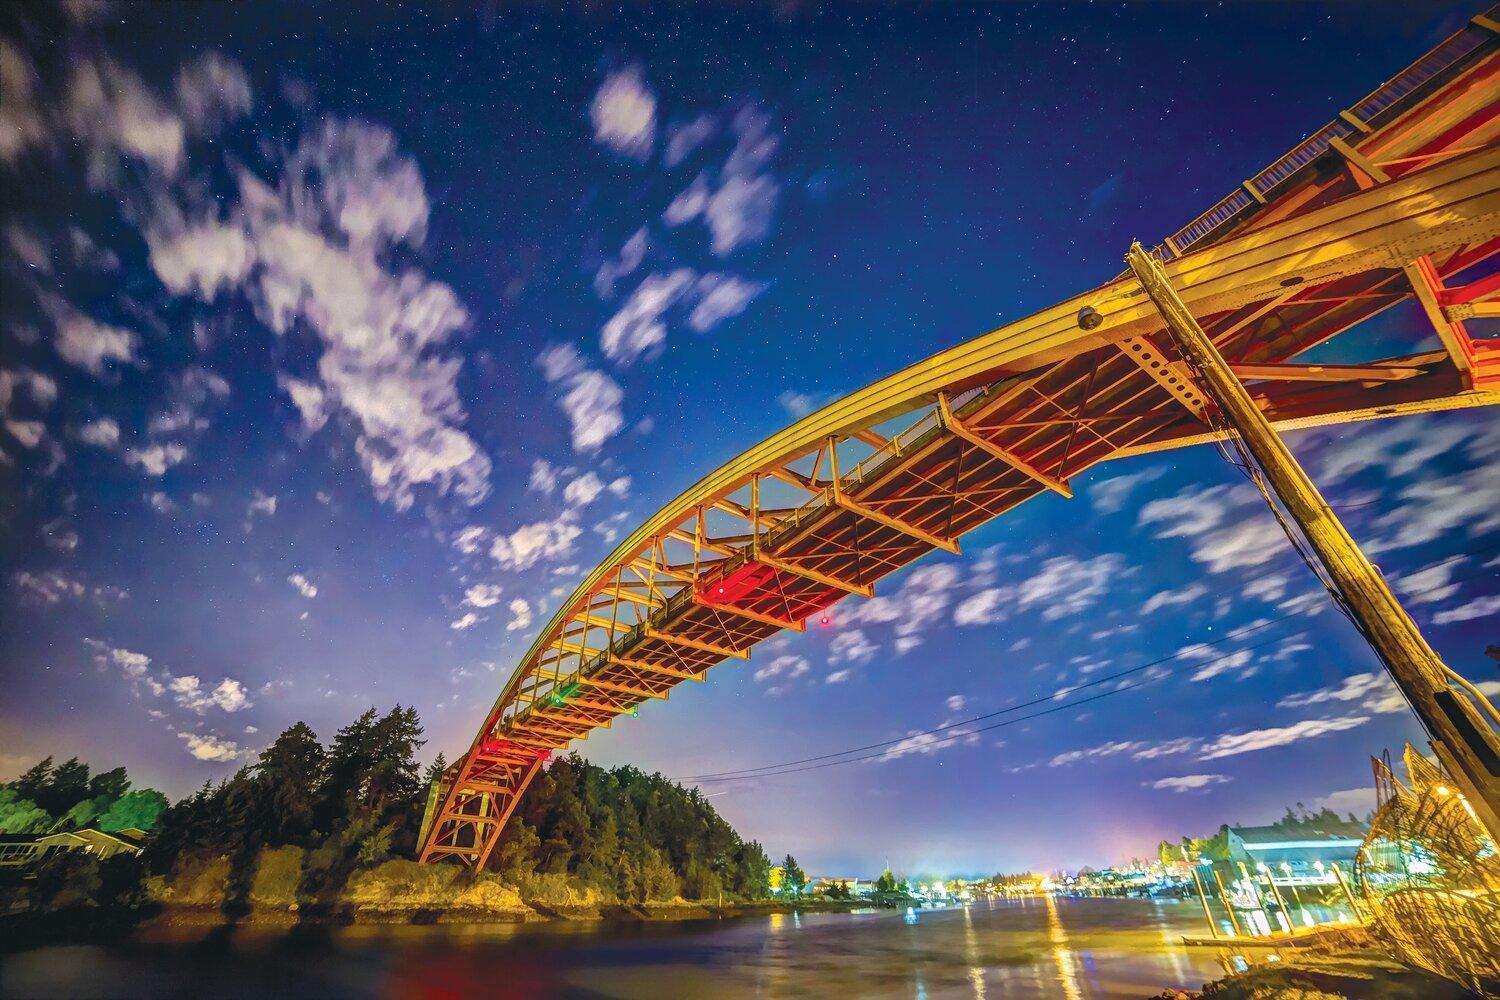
[537,343,624,453]
[1198,715,1369,760]
[1146,774,1231,793]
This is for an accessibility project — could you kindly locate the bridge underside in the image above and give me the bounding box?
[419,12,1500,869]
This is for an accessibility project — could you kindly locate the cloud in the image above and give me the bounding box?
[828,628,877,665]
[593,227,647,299]
[505,598,533,632]
[178,732,242,762]
[599,269,766,363]
[1312,786,1377,819]
[287,573,318,599]
[64,55,186,184]
[528,459,560,494]
[451,525,488,554]
[1146,774,1231,793]
[246,490,277,520]
[464,583,502,608]
[1392,557,1464,606]
[450,612,480,631]
[1433,594,1500,625]
[663,104,780,255]
[563,471,624,507]
[148,223,254,299]
[1141,582,1207,615]
[135,118,491,512]
[664,113,716,167]
[600,269,695,363]
[590,65,656,160]
[777,389,836,419]
[124,442,187,476]
[173,51,253,132]
[1182,647,1253,684]
[536,344,624,452]
[14,570,86,603]
[102,646,152,677]
[0,42,47,164]
[490,516,582,571]
[1369,464,1500,553]
[43,295,137,375]
[1198,715,1369,760]
[169,675,252,714]
[1015,553,1124,621]
[5,420,44,448]
[954,588,1007,626]
[754,653,809,684]
[687,273,766,332]
[1138,483,1290,573]
[1050,737,1198,767]
[1088,466,1166,515]
[1277,671,1406,715]
[842,563,963,647]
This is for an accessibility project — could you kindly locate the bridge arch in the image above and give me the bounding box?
[419,17,1500,868]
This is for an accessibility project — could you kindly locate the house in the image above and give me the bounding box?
[0,828,147,870]
[1224,824,1363,885]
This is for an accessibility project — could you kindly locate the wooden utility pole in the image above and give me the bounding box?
[1125,242,1500,841]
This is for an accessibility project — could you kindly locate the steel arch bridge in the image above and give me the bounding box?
[419,11,1500,869]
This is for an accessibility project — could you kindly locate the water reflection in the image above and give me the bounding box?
[1043,893,1084,1000]
[2,898,1228,999]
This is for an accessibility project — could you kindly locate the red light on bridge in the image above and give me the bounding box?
[818,615,831,627]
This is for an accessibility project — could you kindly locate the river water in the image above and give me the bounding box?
[1,897,1233,999]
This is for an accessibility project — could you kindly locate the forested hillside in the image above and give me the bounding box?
[2,706,774,922]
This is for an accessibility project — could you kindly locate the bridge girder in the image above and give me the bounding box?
[419,14,1500,867]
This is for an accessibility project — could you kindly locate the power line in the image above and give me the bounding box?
[680,617,1293,781]
[675,550,1499,785]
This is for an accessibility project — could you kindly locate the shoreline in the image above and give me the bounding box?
[0,897,873,951]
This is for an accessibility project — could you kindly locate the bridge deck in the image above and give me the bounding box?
[419,10,1500,867]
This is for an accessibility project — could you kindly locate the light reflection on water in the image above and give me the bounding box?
[1,898,1229,999]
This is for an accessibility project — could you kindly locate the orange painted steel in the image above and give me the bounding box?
[418,11,1500,868]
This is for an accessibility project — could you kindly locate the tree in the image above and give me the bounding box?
[823,879,852,900]
[875,869,899,894]
[88,767,131,803]
[254,722,326,845]
[781,854,806,897]
[10,756,54,802]
[98,789,169,832]
[423,753,448,788]
[0,787,51,833]
[38,756,91,815]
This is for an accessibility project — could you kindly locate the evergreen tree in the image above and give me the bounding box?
[38,757,91,815]
[10,756,54,803]
[781,854,807,897]
[88,767,131,802]
[254,722,326,845]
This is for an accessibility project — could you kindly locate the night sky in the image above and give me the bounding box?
[2,1,1496,877]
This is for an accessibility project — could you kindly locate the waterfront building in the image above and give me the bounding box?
[0,828,147,870]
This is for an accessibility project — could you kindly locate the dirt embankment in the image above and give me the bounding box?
[143,847,860,927]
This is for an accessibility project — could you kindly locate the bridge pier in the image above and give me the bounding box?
[1126,242,1500,842]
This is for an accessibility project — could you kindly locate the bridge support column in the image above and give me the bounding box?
[1126,242,1500,841]
[417,753,543,868]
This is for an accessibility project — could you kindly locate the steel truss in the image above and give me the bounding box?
[419,10,1500,867]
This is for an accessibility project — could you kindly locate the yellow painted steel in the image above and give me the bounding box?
[477,145,1500,736]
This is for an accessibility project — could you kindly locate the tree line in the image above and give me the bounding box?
[0,757,169,836]
[3,705,777,913]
